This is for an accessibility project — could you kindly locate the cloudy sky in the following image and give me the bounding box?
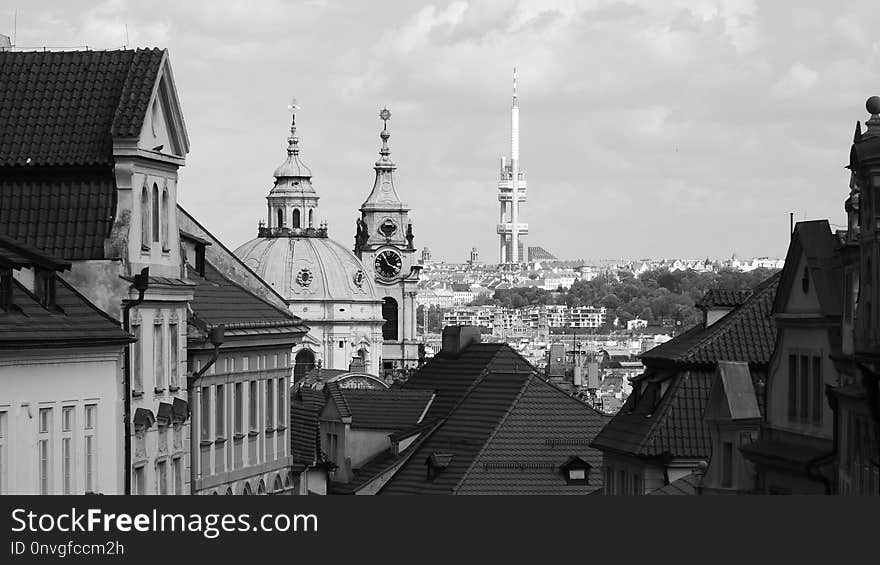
[7,1,880,262]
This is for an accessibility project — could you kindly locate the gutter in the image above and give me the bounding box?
[121,267,149,496]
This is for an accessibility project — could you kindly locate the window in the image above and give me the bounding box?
[161,189,170,251]
[277,208,284,229]
[38,409,51,495]
[173,457,183,495]
[132,324,142,393]
[169,323,179,389]
[721,441,733,487]
[152,184,160,243]
[382,297,399,340]
[617,470,627,495]
[200,387,211,441]
[787,355,797,420]
[154,321,165,391]
[292,209,301,229]
[0,411,6,494]
[308,209,313,228]
[277,378,285,428]
[249,381,258,431]
[215,385,225,438]
[266,380,274,429]
[134,465,145,495]
[141,186,150,250]
[799,356,809,421]
[235,382,243,436]
[157,460,168,495]
[812,357,823,424]
[61,407,74,494]
[84,404,97,493]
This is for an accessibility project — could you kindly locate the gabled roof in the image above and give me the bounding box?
[0,276,133,349]
[0,233,71,271]
[379,343,609,494]
[773,220,842,318]
[0,48,173,260]
[640,273,781,368]
[337,389,434,431]
[0,48,166,167]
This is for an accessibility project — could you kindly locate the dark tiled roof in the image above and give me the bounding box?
[0,233,71,270]
[0,172,117,260]
[380,344,609,495]
[648,471,702,495]
[640,272,781,367]
[696,288,753,309]
[593,273,780,459]
[0,277,133,348]
[0,49,165,167]
[339,389,434,431]
[189,260,301,328]
[457,378,611,495]
[291,400,321,465]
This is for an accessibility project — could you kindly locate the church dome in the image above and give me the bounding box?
[234,235,378,304]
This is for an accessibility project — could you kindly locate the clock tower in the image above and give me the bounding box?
[355,108,422,374]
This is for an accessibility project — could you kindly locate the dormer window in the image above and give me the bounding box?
[560,456,592,486]
[425,452,453,481]
[195,243,206,277]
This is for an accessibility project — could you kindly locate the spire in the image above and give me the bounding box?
[273,98,312,179]
[376,107,395,170]
[287,99,301,156]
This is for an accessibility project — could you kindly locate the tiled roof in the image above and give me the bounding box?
[640,272,781,367]
[592,273,780,459]
[0,277,133,348]
[291,397,322,465]
[648,471,702,495]
[380,343,609,495]
[189,260,302,328]
[0,172,117,260]
[774,220,842,318]
[0,48,166,260]
[0,48,165,167]
[696,288,753,309]
[0,233,70,271]
[338,389,434,431]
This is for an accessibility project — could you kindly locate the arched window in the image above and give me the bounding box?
[308,209,314,228]
[241,482,253,495]
[277,208,284,229]
[294,349,316,383]
[141,186,150,250]
[292,209,301,229]
[274,475,284,493]
[161,188,170,251]
[382,297,399,341]
[225,487,233,495]
[257,480,266,495]
[151,184,160,243]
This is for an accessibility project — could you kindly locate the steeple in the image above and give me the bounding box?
[259,101,325,237]
[360,107,407,212]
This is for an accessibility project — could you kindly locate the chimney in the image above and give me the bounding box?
[441,325,482,356]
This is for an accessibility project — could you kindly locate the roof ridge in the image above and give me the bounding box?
[453,369,535,494]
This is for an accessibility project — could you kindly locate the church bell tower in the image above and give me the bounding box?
[355,108,422,374]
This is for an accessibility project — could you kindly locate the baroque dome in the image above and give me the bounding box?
[234,235,378,304]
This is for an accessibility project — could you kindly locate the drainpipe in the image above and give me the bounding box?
[187,325,225,495]
[122,267,149,496]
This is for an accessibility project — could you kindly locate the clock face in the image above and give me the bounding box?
[374,249,402,279]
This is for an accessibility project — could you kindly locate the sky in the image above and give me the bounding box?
[5,0,880,262]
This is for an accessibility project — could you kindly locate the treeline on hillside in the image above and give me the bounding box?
[477,268,779,330]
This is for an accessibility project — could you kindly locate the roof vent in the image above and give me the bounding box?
[441,325,482,356]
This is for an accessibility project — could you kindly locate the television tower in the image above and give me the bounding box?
[497,68,528,264]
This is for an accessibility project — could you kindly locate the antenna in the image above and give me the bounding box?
[124,23,129,48]
[13,9,17,46]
